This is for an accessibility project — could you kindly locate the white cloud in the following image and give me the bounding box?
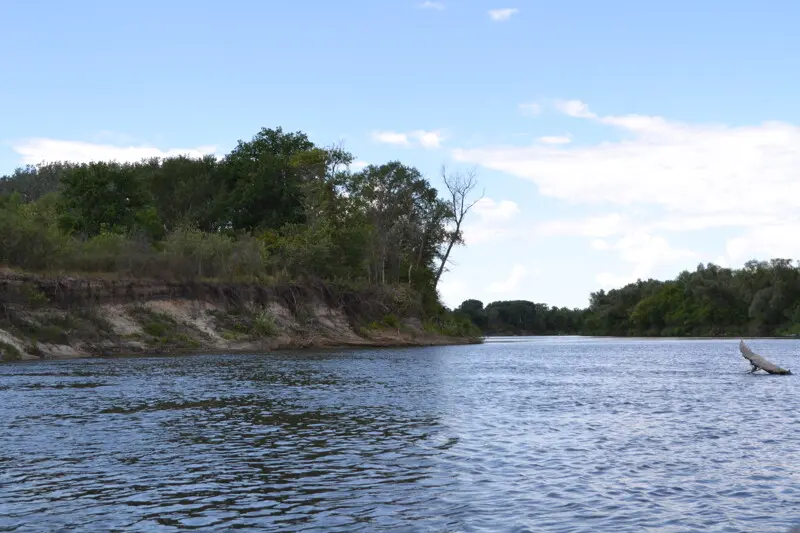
[372,129,443,149]
[463,226,519,245]
[595,272,634,291]
[649,213,781,233]
[713,255,730,269]
[419,1,445,9]
[536,211,697,290]
[350,160,369,171]
[486,263,529,294]
[553,99,596,118]
[537,213,627,238]
[414,130,444,148]
[453,100,800,223]
[614,232,696,273]
[518,102,542,116]
[12,138,218,165]
[473,198,519,222]
[488,8,519,21]
[372,131,411,146]
[438,278,467,308]
[724,224,800,265]
[462,198,520,244]
[534,209,699,290]
[594,232,696,289]
[536,135,572,145]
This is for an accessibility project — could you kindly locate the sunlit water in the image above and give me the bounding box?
[2,337,800,532]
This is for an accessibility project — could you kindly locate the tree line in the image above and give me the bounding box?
[456,259,800,337]
[0,127,480,332]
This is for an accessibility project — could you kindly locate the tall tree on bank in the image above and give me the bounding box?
[0,126,486,317]
[346,162,448,286]
[434,165,483,289]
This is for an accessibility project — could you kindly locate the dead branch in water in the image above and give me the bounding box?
[739,340,792,375]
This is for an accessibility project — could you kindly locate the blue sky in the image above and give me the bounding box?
[3,0,800,309]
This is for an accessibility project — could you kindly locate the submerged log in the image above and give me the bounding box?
[739,340,792,375]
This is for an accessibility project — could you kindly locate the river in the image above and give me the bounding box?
[1,337,799,532]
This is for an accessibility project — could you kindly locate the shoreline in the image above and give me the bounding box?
[4,334,482,363]
[482,334,800,340]
[0,271,481,363]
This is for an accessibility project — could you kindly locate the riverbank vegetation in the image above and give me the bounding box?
[457,259,800,337]
[0,127,481,339]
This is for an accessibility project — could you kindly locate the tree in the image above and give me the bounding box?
[0,162,73,201]
[457,299,488,330]
[216,127,317,231]
[0,125,478,310]
[434,165,482,288]
[146,154,222,232]
[57,161,162,239]
[345,162,448,286]
[290,143,354,231]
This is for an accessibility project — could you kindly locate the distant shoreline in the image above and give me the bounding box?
[481,334,800,340]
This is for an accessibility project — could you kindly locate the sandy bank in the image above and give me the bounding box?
[0,271,480,361]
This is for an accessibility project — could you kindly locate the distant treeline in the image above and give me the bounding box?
[0,127,482,337]
[456,259,800,337]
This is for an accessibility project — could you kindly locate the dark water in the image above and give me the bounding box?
[2,337,800,532]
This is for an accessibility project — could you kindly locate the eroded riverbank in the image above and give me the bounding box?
[0,271,479,361]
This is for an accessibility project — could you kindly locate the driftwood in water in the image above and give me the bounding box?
[739,340,792,375]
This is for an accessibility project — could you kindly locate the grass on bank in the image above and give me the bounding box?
[0,341,22,361]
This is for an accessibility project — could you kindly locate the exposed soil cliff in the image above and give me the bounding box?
[0,271,480,361]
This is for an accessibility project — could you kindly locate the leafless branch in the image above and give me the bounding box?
[434,165,482,288]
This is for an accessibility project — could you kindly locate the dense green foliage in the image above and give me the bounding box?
[0,127,474,330]
[458,260,800,337]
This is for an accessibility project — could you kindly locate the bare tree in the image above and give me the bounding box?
[434,165,484,288]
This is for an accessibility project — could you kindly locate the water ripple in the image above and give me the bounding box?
[2,339,800,531]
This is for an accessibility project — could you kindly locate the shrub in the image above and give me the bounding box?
[161,227,264,281]
[0,194,71,271]
[253,310,279,337]
[0,341,22,362]
[68,231,131,272]
[424,311,482,338]
[382,314,401,328]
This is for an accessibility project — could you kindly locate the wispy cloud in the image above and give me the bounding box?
[372,129,444,149]
[473,198,520,222]
[372,131,411,146]
[593,232,696,289]
[536,213,627,238]
[454,100,800,222]
[488,8,519,21]
[486,263,532,294]
[518,102,542,116]
[438,277,467,309]
[537,135,572,145]
[415,130,444,148]
[350,160,369,171]
[462,198,522,244]
[553,99,596,119]
[12,138,219,165]
[419,1,445,9]
[453,99,800,289]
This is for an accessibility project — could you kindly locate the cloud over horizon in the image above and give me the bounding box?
[453,100,800,288]
[486,263,530,294]
[462,197,521,244]
[372,129,444,149]
[11,138,219,165]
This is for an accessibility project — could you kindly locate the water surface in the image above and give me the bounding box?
[2,337,800,532]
